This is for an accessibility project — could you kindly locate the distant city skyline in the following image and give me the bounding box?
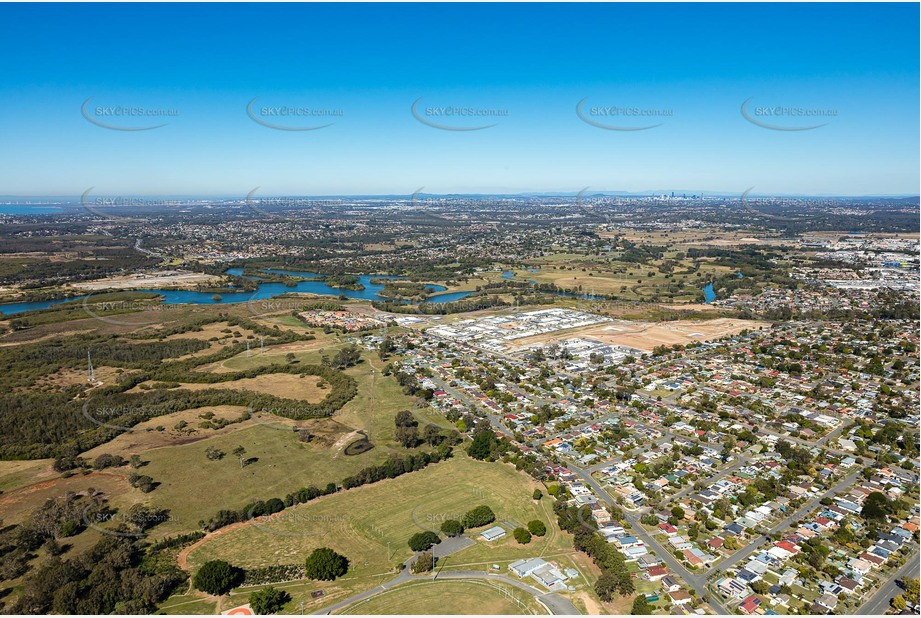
[0,3,918,196]
[1,188,919,201]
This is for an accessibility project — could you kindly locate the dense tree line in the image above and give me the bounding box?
[10,534,185,614]
[341,449,450,489]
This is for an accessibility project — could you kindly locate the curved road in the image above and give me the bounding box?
[314,553,581,615]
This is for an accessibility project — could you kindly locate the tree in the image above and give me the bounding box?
[904,577,920,606]
[395,410,417,427]
[328,344,361,369]
[412,551,437,573]
[395,425,419,448]
[232,445,247,469]
[671,506,685,519]
[440,519,464,537]
[631,595,653,615]
[750,580,770,595]
[462,505,496,529]
[93,453,125,469]
[595,571,619,602]
[423,424,442,446]
[305,548,349,581]
[408,531,441,551]
[527,520,547,537]
[128,472,155,493]
[193,560,243,595]
[615,569,635,595]
[513,527,532,544]
[891,594,907,611]
[467,428,499,460]
[861,492,890,521]
[249,587,291,614]
[532,489,543,501]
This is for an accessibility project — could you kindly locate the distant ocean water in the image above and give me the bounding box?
[0,204,65,214]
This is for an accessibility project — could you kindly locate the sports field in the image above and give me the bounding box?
[337,579,548,615]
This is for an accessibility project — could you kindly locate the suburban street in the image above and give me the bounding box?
[854,548,920,616]
[705,469,863,576]
[567,460,731,615]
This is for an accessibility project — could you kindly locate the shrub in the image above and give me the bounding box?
[93,453,125,469]
[412,551,437,573]
[462,505,496,529]
[193,560,244,595]
[408,531,441,551]
[304,548,349,581]
[440,519,464,537]
[249,586,291,614]
[527,520,547,536]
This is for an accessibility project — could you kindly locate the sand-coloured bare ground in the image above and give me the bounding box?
[130,373,328,402]
[510,317,766,352]
[23,365,126,392]
[68,271,220,290]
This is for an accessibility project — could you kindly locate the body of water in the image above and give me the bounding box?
[703,282,716,303]
[0,204,66,215]
[0,268,471,316]
[0,296,87,315]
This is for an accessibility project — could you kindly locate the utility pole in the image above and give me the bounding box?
[87,350,95,382]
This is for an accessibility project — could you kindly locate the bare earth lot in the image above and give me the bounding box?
[67,271,221,290]
[510,317,766,352]
[129,373,329,402]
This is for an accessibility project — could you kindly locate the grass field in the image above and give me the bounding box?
[0,469,137,526]
[155,593,218,615]
[336,579,549,615]
[185,456,569,578]
[192,331,341,373]
[0,458,55,493]
[81,405,257,459]
[139,420,401,537]
[505,250,740,303]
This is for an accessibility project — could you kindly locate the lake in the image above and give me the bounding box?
[0,268,473,316]
[703,282,716,303]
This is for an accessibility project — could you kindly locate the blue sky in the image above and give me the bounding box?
[0,3,917,196]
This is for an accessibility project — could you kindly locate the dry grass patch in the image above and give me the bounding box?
[81,405,256,459]
[130,373,329,402]
[22,365,125,393]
